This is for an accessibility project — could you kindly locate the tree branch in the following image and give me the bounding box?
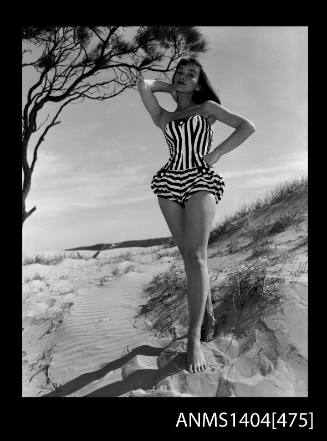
[25,206,37,219]
[22,26,208,226]
[30,95,81,173]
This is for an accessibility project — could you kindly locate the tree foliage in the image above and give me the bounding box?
[22,26,208,226]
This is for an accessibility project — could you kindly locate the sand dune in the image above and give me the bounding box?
[22,247,173,396]
[22,178,307,397]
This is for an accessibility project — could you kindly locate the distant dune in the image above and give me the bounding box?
[22,176,307,397]
[65,236,173,252]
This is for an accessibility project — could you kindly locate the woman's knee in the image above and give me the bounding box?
[185,247,207,266]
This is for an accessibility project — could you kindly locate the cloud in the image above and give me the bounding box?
[240,172,306,190]
[28,157,150,216]
[106,194,153,206]
[224,150,307,182]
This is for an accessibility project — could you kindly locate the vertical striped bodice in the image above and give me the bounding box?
[163,114,214,170]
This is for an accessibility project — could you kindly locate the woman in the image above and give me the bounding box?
[138,57,255,374]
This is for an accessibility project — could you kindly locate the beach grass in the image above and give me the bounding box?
[137,262,188,337]
[212,260,287,338]
[138,257,287,342]
[209,175,307,244]
[111,263,137,276]
[23,272,46,283]
[249,238,274,259]
[22,252,88,266]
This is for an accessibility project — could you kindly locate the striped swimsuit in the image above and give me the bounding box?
[151,113,225,208]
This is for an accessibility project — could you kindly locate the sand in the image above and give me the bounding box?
[22,247,174,396]
[22,185,308,397]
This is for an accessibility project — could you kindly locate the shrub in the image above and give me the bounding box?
[214,260,287,338]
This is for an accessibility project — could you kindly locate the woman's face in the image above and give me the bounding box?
[173,63,201,94]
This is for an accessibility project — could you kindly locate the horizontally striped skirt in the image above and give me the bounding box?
[151,159,225,208]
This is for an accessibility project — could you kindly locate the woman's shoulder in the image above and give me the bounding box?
[202,100,221,112]
[201,101,220,125]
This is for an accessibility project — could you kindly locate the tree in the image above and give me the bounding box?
[22,26,208,227]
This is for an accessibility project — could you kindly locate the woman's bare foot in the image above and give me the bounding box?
[186,333,207,373]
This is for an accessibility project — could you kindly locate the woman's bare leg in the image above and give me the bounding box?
[184,191,217,373]
[157,196,216,355]
[157,197,186,258]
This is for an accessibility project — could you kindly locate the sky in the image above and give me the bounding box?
[22,26,308,253]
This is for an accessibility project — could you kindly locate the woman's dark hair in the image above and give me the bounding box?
[172,57,221,105]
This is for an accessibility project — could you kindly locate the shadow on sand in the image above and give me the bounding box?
[41,343,185,397]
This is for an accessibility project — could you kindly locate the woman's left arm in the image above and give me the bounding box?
[203,100,256,166]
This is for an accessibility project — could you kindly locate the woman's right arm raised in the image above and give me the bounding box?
[138,79,174,130]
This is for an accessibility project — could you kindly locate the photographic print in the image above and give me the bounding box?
[22,26,308,399]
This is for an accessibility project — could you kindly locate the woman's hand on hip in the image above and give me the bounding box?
[203,150,223,167]
[203,152,216,167]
